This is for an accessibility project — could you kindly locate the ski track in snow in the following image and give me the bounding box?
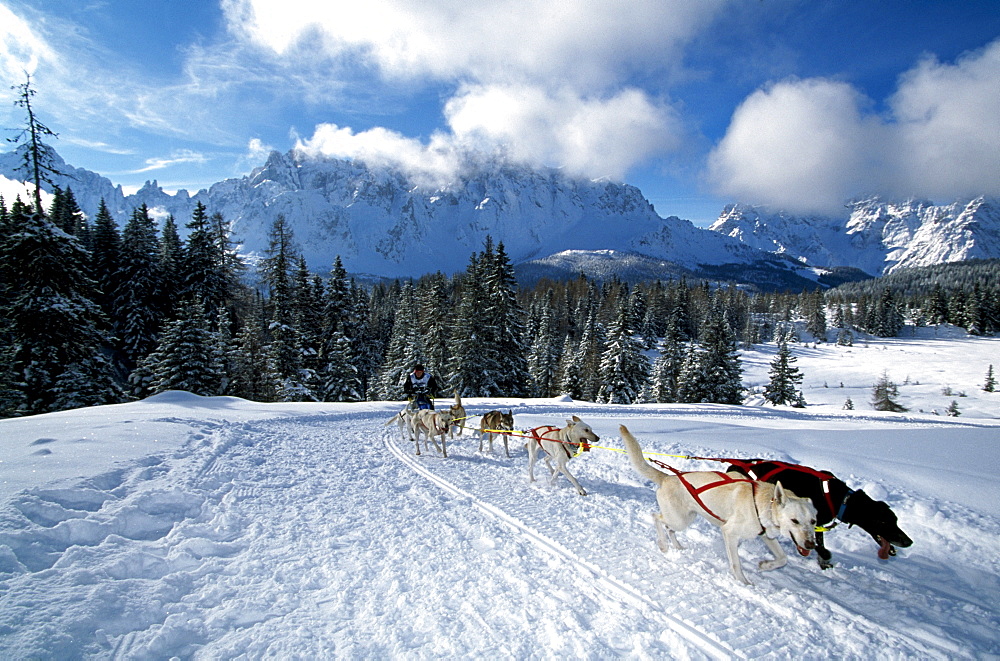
[0,406,997,658]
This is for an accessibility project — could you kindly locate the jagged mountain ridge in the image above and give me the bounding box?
[0,146,795,282]
[2,145,997,285]
[709,197,1000,277]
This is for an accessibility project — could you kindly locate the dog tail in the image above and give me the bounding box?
[620,425,667,485]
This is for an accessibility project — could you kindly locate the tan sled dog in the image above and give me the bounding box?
[410,409,454,457]
[448,392,467,439]
[478,409,514,457]
[526,416,599,496]
[620,425,817,585]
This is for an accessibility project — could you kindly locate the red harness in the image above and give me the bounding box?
[529,425,591,458]
[726,459,838,521]
[650,460,758,525]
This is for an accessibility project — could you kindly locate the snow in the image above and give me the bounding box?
[1,334,999,658]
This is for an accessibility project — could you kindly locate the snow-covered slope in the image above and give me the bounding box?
[710,197,1000,276]
[1,331,999,657]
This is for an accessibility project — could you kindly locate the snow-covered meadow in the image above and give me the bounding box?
[1,331,998,658]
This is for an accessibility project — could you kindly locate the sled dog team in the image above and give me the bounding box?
[385,395,913,585]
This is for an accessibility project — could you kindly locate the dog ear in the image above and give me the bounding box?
[774,481,787,505]
[572,415,582,422]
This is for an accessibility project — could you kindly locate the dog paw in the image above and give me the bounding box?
[759,559,786,571]
[819,559,835,570]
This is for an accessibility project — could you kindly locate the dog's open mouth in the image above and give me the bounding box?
[794,541,812,557]
[877,536,893,560]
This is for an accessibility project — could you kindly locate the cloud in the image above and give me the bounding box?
[708,39,1000,212]
[0,3,53,80]
[295,124,463,188]
[0,174,54,209]
[445,84,681,180]
[130,149,209,174]
[295,86,682,186]
[225,0,724,89]
[225,0,724,181]
[890,40,1000,199]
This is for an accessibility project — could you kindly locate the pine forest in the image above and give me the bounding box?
[2,190,999,418]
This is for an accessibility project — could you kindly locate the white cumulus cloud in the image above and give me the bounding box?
[708,39,1000,213]
[445,84,681,180]
[295,124,463,188]
[224,0,723,182]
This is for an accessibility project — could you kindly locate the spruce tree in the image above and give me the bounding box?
[697,306,744,405]
[158,215,184,314]
[555,335,582,399]
[258,215,314,400]
[871,371,907,412]
[0,206,122,414]
[527,290,560,397]
[763,341,804,406]
[418,273,452,387]
[139,299,224,396]
[983,364,996,393]
[597,299,650,404]
[483,242,529,396]
[229,313,279,402]
[90,199,121,318]
[114,204,163,368]
[574,304,606,402]
[377,282,421,400]
[448,255,491,396]
[7,73,63,213]
[649,316,684,403]
[322,331,362,402]
[676,343,707,403]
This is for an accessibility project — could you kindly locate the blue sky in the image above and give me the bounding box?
[2,0,998,225]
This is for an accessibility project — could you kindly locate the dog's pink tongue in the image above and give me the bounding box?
[797,545,811,557]
[877,537,892,560]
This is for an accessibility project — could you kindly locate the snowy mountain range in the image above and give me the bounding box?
[2,146,997,285]
[711,197,1000,277]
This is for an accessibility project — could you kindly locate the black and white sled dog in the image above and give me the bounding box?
[621,426,816,585]
[526,416,599,496]
[726,459,913,569]
[478,409,514,457]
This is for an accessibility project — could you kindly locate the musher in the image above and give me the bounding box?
[403,363,439,410]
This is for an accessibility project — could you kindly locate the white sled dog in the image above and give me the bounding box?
[410,409,454,457]
[448,392,467,439]
[526,416,599,496]
[478,409,514,457]
[620,425,817,585]
[384,407,415,443]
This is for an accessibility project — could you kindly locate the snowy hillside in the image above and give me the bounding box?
[1,333,998,658]
[710,197,1000,277]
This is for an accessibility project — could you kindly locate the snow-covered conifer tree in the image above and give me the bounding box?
[763,341,804,406]
[649,316,684,403]
[114,204,163,367]
[0,206,122,414]
[597,299,650,404]
[139,299,224,396]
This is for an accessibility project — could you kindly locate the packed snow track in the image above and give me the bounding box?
[0,403,997,658]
